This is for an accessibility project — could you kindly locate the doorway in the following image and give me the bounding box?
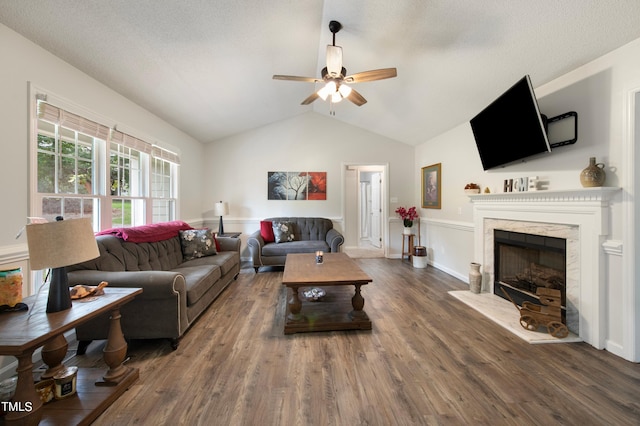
[342,164,387,258]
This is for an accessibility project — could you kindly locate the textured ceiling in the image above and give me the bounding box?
[2,0,640,145]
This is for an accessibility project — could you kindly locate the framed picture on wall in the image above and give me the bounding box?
[267,171,327,200]
[421,163,441,209]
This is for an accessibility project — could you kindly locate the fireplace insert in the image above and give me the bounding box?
[493,229,566,322]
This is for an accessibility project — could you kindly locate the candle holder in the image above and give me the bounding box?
[315,251,324,264]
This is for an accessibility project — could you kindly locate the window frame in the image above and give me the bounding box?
[28,84,180,231]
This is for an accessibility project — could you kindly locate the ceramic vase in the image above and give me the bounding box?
[469,262,482,294]
[403,220,414,234]
[580,157,606,187]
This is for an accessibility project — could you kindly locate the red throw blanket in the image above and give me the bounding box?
[97,220,193,243]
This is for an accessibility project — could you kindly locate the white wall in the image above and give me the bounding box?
[415,37,640,361]
[0,23,207,292]
[202,112,414,256]
[412,124,479,280]
[0,23,205,248]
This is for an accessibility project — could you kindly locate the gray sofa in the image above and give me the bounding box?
[67,230,240,351]
[247,217,344,272]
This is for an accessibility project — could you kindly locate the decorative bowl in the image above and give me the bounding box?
[303,288,326,301]
[464,188,481,194]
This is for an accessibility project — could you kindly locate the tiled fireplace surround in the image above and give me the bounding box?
[466,188,620,348]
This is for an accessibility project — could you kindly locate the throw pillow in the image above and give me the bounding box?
[272,221,295,243]
[213,233,221,252]
[179,229,217,261]
[260,220,275,243]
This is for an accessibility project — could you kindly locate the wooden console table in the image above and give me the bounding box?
[0,287,142,425]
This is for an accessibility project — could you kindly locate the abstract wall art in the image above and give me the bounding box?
[268,171,327,201]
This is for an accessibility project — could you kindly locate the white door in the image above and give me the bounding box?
[360,182,370,239]
[370,173,382,248]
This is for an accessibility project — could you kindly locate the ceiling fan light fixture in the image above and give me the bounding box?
[317,85,330,101]
[338,83,352,98]
[273,20,396,110]
[317,81,337,100]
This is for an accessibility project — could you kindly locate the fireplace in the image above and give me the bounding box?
[467,188,619,348]
[493,230,567,323]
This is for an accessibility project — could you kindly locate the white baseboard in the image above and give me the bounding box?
[431,261,467,283]
[605,339,626,359]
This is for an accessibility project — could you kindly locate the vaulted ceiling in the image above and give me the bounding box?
[2,1,640,145]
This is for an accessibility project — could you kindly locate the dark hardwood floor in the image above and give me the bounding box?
[68,259,640,425]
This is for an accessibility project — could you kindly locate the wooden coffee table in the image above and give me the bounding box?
[282,253,373,334]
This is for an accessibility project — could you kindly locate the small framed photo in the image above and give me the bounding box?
[421,163,441,209]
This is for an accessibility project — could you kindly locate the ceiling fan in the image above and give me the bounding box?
[273,20,397,110]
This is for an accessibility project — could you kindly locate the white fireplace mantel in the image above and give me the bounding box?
[468,187,621,205]
[469,187,621,349]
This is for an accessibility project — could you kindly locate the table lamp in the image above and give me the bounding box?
[26,218,100,313]
[213,201,229,235]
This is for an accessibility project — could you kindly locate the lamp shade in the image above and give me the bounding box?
[213,201,229,217]
[26,218,100,270]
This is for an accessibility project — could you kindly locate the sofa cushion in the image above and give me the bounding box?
[179,229,217,261]
[181,251,238,277]
[273,221,295,243]
[262,240,329,256]
[295,218,332,241]
[172,264,222,306]
[121,238,184,271]
[67,235,128,272]
[264,217,334,241]
[260,220,275,243]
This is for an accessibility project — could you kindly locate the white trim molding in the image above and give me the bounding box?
[0,243,29,265]
[602,240,623,256]
[622,86,639,362]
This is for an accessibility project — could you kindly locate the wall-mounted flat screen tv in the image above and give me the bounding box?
[470,75,551,170]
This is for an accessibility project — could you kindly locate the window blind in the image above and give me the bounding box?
[152,145,180,164]
[37,102,110,141]
[38,100,180,164]
[110,129,153,154]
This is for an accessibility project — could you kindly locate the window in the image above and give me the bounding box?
[32,96,179,230]
[109,142,144,227]
[151,156,177,223]
[35,114,100,224]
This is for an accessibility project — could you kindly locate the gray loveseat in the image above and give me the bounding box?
[247,217,344,272]
[67,224,240,351]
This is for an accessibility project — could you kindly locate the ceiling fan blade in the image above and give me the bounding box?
[326,45,343,77]
[301,92,320,105]
[346,88,367,106]
[273,75,322,83]
[344,68,397,83]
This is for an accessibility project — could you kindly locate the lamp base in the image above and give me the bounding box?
[218,216,225,236]
[47,267,72,313]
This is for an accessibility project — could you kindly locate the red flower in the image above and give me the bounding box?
[395,206,418,227]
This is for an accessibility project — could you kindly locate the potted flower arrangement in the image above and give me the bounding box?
[395,206,418,234]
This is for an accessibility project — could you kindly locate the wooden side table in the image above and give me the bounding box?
[402,234,415,262]
[0,287,142,425]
